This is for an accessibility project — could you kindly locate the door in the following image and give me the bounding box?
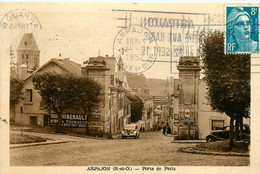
[44,115,50,126]
[30,116,37,127]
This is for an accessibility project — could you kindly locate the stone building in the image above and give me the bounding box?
[15,57,82,127]
[125,73,154,131]
[153,96,171,129]
[172,56,250,139]
[13,33,131,136]
[81,55,131,135]
[17,33,40,77]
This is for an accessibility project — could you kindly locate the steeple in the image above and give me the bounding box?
[17,33,40,78]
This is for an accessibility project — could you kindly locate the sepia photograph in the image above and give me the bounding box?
[0,2,260,174]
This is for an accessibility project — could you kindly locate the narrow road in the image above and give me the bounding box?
[10,131,249,166]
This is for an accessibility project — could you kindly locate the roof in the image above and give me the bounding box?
[124,96,132,105]
[24,58,81,81]
[125,73,148,89]
[136,90,153,101]
[56,58,81,75]
[17,33,40,51]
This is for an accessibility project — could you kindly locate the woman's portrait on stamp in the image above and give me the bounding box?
[226,7,259,53]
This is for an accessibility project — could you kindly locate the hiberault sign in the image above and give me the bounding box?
[50,113,88,128]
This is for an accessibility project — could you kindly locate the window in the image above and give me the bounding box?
[44,115,50,126]
[110,75,114,86]
[25,89,33,103]
[211,120,224,130]
[147,112,151,119]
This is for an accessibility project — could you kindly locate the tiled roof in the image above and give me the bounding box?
[17,33,40,51]
[24,58,81,81]
[136,90,153,100]
[56,58,81,75]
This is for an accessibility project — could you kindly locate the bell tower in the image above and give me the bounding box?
[17,33,40,78]
[177,56,201,139]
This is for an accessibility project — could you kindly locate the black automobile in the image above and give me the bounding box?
[206,124,250,142]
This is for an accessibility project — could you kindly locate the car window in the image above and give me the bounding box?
[124,125,137,130]
[225,126,230,131]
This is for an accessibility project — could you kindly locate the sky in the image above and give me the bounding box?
[0,2,229,79]
[1,2,259,80]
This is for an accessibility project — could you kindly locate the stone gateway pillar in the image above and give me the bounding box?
[177,56,201,139]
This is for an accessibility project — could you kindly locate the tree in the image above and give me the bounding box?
[10,76,24,111]
[73,76,102,134]
[10,46,17,76]
[33,72,77,132]
[32,72,102,133]
[127,94,144,123]
[201,31,250,148]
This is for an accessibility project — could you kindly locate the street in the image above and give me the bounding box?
[10,131,249,166]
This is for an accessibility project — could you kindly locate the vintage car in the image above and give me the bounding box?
[206,124,250,142]
[121,124,140,139]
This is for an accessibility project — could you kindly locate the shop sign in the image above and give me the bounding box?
[50,113,88,128]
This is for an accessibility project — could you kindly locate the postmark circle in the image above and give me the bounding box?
[0,9,42,31]
[113,25,157,73]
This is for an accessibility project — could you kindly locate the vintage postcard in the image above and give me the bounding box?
[0,2,260,174]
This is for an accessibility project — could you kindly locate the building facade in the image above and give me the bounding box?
[15,57,83,128]
[125,73,155,131]
[13,33,131,136]
[81,56,131,135]
[172,56,250,139]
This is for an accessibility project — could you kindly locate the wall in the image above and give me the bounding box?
[15,62,69,127]
[198,79,229,139]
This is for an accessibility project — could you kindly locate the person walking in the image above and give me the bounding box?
[163,126,166,135]
[167,126,171,135]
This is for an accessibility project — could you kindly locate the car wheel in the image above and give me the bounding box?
[206,137,214,142]
[134,135,137,139]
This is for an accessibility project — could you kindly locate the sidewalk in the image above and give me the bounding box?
[178,147,249,157]
[173,140,206,143]
[164,133,206,143]
[10,125,107,140]
[10,139,73,149]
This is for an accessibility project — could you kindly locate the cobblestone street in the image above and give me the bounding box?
[10,131,249,166]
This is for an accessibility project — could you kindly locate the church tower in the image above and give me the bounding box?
[17,33,40,78]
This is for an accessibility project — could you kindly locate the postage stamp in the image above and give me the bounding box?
[113,25,157,73]
[225,6,259,53]
[0,9,42,30]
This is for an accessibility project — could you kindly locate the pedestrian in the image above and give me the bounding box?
[163,126,166,135]
[142,127,145,132]
[167,126,171,135]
